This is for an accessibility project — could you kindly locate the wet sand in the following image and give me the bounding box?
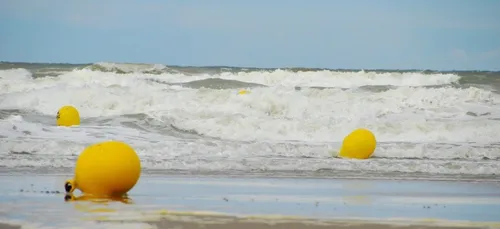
[0,174,499,229]
[0,216,494,229]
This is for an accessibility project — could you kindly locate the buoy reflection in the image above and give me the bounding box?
[64,193,133,204]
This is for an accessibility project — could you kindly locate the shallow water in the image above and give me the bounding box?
[1,174,500,229]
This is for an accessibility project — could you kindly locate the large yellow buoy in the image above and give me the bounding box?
[338,128,377,159]
[64,141,141,198]
[57,105,80,127]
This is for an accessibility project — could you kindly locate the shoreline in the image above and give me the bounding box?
[0,174,499,228]
[2,215,498,229]
[1,168,499,183]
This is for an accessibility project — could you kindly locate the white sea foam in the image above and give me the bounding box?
[90,61,170,73]
[88,62,463,87]
[0,69,497,142]
[1,114,499,175]
[0,68,499,176]
[215,69,461,87]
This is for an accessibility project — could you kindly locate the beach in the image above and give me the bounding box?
[0,173,499,228]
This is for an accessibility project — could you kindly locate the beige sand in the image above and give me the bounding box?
[147,215,489,229]
[0,217,484,229]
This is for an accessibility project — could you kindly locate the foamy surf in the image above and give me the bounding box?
[0,62,499,179]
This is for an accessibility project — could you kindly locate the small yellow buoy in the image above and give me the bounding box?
[65,141,141,198]
[238,89,250,95]
[56,105,80,127]
[338,128,377,159]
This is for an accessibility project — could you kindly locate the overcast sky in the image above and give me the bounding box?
[1,0,499,70]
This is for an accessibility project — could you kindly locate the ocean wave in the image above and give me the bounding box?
[1,114,499,176]
[0,126,499,176]
[0,80,498,143]
[1,65,463,90]
[85,62,462,87]
[0,65,498,143]
[1,63,500,177]
[81,62,180,75]
[149,78,267,90]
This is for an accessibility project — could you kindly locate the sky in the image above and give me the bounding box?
[0,0,499,71]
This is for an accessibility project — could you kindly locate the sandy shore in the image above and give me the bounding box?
[0,215,495,229]
[0,174,499,229]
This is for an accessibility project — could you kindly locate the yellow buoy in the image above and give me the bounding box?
[64,141,141,198]
[56,105,80,127]
[238,89,250,95]
[338,128,377,159]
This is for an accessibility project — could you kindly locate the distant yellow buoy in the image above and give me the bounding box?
[238,89,250,95]
[57,105,80,127]
[65,141,141,198]
[338,128,377,159]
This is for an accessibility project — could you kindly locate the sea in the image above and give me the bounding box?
[1,61,500,181]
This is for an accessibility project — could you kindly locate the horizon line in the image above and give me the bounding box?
[1,60,499,73]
